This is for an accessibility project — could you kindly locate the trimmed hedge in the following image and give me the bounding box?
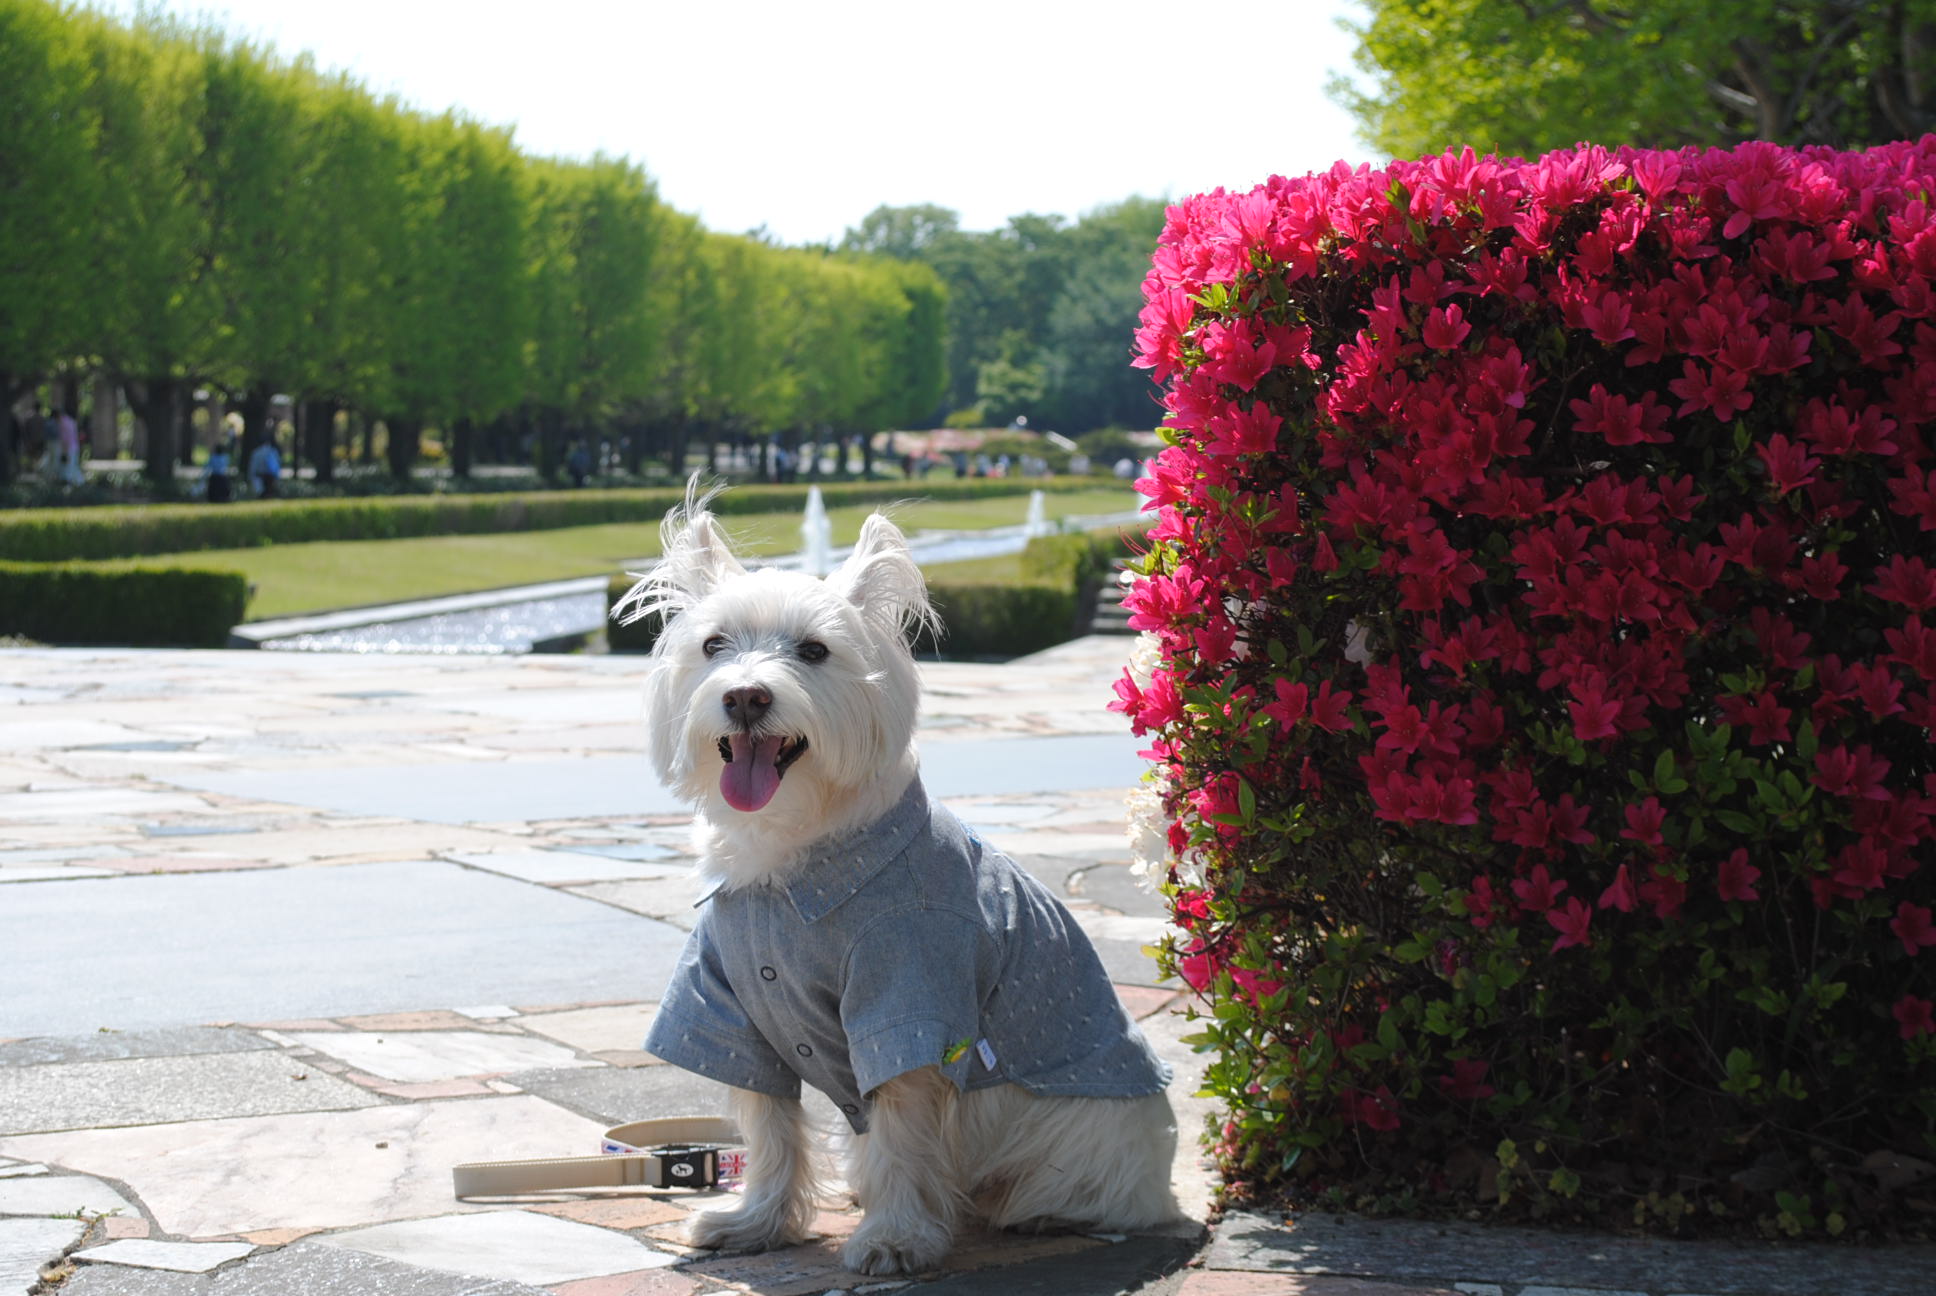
[1117,139,1936,1236]
[919,582,1079,659]
[606,525,1149,659]
[0,562,248,647]
[0,479,1103,563]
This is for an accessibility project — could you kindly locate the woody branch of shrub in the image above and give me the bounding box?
[1112,139,1936,1236]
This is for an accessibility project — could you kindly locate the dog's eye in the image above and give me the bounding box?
[797,640,829,663]
[702,635,728,659]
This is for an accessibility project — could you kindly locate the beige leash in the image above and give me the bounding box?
[453,1116,745,1198]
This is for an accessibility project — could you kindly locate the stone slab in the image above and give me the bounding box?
[446,849,687,885]
[0,1095,604,1238]
[569,876,707,929]
[0,860,687,1036]
[316,1209,677,1286]
[0,787,210,819]
[507,1063,733,1129]
[1178,1276,1462,1295]
[0,1217,83,1294]
[1206,1210,1936,1296]
[520,1004,658,1055]
[0,1025,273,1068]
[284,1029,596,1083]
[0,1174,134,1218]
[0,866,121,882]
[900,1232,1197,1294]
[0,1049,383,1134]
[77,1239,254,1272]
[59,1240,553,1295]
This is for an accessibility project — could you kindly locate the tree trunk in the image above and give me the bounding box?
[130,378,181,486]
[451,416,474,479]
[386,415,421,480]
[303,399,338,483]
[359,412,376,465]
[660,419,685,478]
[0,374,22,486]
[538,406,564,482]
[622,419,645,475]
[862,431,876,479]
[237,387,270,465]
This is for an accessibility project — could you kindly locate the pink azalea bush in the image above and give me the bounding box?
[1116,138,1936,1235]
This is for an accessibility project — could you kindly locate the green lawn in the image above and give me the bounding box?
[110,488,1138,619]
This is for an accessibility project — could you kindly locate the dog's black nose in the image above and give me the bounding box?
[722,686,772,725]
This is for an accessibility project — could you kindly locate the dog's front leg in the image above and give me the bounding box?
[690,1087,817,1253]
[842,1066,964,1276]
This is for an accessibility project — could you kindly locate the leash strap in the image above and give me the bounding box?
[453,1116,745,1198]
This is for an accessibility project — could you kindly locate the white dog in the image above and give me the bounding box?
[615,490,1179,1276]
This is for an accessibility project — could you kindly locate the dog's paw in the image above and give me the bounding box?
[688,1205,799,1254]
[841,1217,951,1276]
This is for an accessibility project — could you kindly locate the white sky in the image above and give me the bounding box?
[94,0,1378,246]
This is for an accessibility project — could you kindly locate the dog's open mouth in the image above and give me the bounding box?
[716,733,809,813]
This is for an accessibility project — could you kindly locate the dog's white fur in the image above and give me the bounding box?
[618,488,1179,1276]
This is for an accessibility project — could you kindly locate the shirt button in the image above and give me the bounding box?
[796,1043,813,1057]
[760,966,777,981]
[841,1102,859,1115]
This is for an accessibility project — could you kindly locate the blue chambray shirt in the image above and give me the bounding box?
[643,777,1172,1132]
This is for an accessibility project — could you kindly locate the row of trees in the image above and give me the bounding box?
[0,0,945,485]
[837,197,1168,435]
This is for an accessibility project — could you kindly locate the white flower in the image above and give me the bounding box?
[1125,779,1171,890]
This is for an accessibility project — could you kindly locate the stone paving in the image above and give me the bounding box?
[2,637,1932,1294]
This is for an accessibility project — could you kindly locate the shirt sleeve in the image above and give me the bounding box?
[645,919,800,1099]
[839,908,989,1098]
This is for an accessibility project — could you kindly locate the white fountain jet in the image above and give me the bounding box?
[801,485,834,576]
[1023,488,1054,539]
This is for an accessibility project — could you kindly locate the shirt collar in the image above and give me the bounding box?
[783,776,929,924]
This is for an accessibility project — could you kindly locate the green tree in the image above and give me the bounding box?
[0,0,98,445]
[84,12,221,482]
[524,156,666,481]
[1039,197,1165,433]
[1338,0,1936,159]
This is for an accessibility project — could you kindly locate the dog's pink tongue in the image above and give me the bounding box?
[721,734,786,812]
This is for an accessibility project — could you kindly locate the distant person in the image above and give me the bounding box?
[567,440,591,487]
[205,441,234,503]
[55,407,83,486]
[247,436,281,498]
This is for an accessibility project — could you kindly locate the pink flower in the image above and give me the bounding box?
[1891,902,1936,957]
[1756,434,1819,495]
[1717,849,1761,903]
[1229,965,1286,1004]
[1511,863,1566,913]
[1422,304,1472,350]
[1619,797,1667,849]
[1437,1059,1496,1101]
[1894,994,1935,1039]
[1598,864,1638,913]
[1339,1086,1401,1131]
[1177,941,1220,994]
[1871,555,1936,610]
[1262,679,1309,730]
[1547,897,1593,952]
[1813,744,1894,802]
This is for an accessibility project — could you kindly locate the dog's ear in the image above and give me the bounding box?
[826,512,936,645]
[611,479,744,629]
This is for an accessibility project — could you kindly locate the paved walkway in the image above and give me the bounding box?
[1,639,1930,1295]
